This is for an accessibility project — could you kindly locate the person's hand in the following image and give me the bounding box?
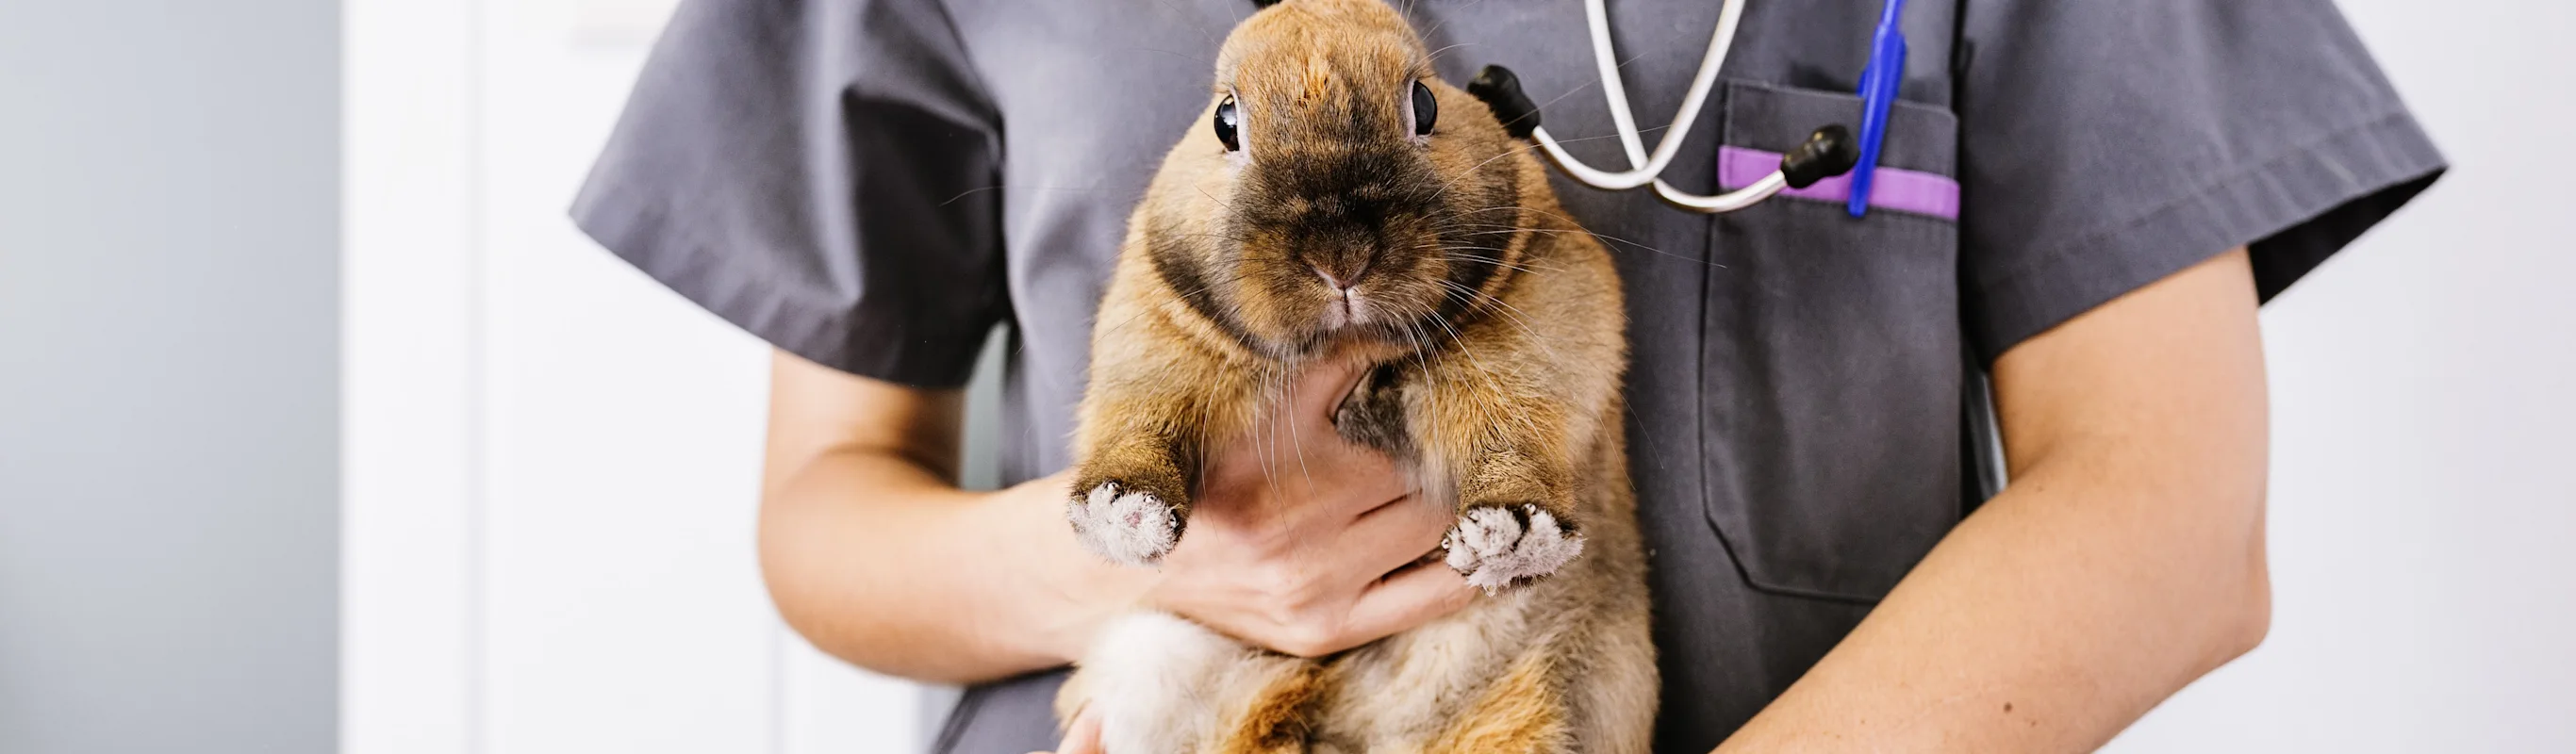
[1137,359,1476,658]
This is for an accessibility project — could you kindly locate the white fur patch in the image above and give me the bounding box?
[1081,613,1246,754]
[1069,483,1180,566]
[1443,505,1583,593]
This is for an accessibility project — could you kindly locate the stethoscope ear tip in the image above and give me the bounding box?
[1780,124,1862,189]
[1467,65,1542,139]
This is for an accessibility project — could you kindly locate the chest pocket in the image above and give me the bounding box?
[1699,80,1967,602]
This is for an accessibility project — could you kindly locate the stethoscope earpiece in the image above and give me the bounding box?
[1467,65,1542,139]
[1780,124,1861,189]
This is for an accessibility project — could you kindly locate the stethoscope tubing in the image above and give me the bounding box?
[1528,0,1743,191]
[1522,0,1893,215]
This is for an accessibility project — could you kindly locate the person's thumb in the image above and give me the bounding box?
[1286,357,1367,425]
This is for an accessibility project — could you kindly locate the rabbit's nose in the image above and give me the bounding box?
[1313,266,1349,290]
[1313,260,1370,292]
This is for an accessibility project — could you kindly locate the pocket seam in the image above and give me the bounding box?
[1720,79,1959,176]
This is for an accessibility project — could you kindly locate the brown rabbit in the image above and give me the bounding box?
[1057,0,1654,750]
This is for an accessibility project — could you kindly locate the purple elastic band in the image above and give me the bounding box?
[1718,145,1959,221]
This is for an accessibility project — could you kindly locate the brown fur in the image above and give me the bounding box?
[1060,0,1656,750]
[1425,654,1573,754]
[1215,664,1333,754]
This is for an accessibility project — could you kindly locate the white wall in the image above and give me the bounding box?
[0,2,340,753]
[344,1,2574,752]
[342,1,933,752]
[2106,1,2576,751]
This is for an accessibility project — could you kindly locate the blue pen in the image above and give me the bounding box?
[1849,0,1907,218]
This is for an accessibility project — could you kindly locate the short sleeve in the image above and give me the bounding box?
[571,0,1006,386]
[1955,0,2447,362]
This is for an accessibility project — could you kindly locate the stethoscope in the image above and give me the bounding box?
[1465,0,1909,217]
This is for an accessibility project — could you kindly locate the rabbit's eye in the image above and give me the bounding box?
[1214,96,1241,152]
[1411,80,1437,136]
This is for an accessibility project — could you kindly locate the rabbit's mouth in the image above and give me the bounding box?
[1275,288,1435,360]
[1315,280,1373,332]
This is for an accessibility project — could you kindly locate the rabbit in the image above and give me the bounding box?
[1056,0,1654,751]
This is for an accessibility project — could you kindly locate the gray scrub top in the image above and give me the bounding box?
[571,0,2445,750]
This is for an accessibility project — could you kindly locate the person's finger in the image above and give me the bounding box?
[1339,561,1477,649]
[1048,707,1102,754]
[1342,494,1453,575]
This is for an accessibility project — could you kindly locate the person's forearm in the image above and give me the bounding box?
[759,456,1149,684]
[1713,454,2269,752]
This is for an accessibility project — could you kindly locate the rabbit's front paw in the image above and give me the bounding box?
[1443,503,1583,593]
[1068,481,1182,566]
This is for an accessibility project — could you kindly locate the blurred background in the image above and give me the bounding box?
[1,0,2569,752]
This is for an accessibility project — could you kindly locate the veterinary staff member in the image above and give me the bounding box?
[572,0,2443,750]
